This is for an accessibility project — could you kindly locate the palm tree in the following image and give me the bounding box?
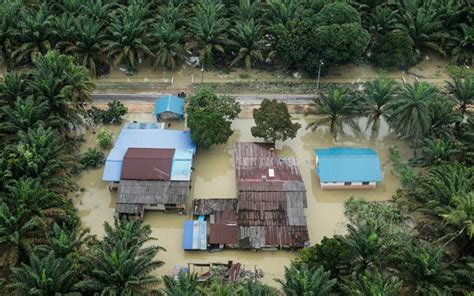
[305,88,361,138]
[239,279,279,296]
[103,5,153,73]
[429,98,463,138]
[8,252,79,295]
[81,0,116,25]
[41,223,90,259]
[74,218,165,295]
[198,278,243,296]
[10,4,54,65]
[0,1,21,64]
[190,0,229,68]
[435,192,474,240]
[0,73,30,107]
[448,24,474,65]
[387,82,436,143]
[420,163,473,206]
[232,0,261,22]
[403,242,454,293]
[0,97,62,134]
[157,1,185,27]
[342,271,403,296]
[362,76,398,131]
[59,17,106,78]
[162,272,199,296]
[150,22,187,70]
[411,137,462,166]
[369,6,398,35]
[277,263,337,296]
[446,74,474,116]
[346,224,383,272]
[265,0,303,28]
[229,19,266,71]
[0,202,46,272]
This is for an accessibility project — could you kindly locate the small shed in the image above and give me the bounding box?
[314,147,382,189]
[155,95,185,121]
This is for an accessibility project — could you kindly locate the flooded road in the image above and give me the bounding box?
[73,107,411,286]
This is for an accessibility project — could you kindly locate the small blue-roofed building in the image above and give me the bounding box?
[155,95,185,121]
[183,220,207,250]
[314,147,382,190]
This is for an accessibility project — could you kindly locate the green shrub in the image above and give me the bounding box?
[313,2,361,26]
[371,31,416,69]
[88,100,128,124]
[79,148,105,169]
[97,129,114,149]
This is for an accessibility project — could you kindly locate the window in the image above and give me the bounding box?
[344,182,351,186]
[362,182,369,185]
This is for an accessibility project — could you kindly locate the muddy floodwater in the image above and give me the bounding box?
[73,107,411,286]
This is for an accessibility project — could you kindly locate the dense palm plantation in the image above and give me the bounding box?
[0,0,472,76]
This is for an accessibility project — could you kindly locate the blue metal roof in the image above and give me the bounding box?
[102,129,196,182]
[170,149,194,181]
[155,95,184,116]
[315,147,382,182]
[183,220,207,250]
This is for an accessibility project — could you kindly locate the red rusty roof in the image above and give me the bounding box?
[234,143,309,249]
[209,224,238,245]
[121,148,174,180]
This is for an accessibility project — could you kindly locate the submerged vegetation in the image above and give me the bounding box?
[0,0,472,295]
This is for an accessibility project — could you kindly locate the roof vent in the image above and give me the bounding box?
[268,169,275,178]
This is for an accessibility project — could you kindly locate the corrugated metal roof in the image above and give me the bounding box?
[315,147,382,182]
[183,220,194,250]
[155,95,184,116]
[170,149,194,181]
[209,224,238,245]
[192,199,238,215]
[102,128,196,182]
[234,143,309,249]
[121,148,174,180]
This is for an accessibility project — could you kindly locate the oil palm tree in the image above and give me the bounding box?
[81,0,116,25]
[446,74,474,116]
[103,5,153,73]
[448,24,474,65]
[150,22,187,70]
[342,271,403,296]
[0,1,21,64]
[403,242,454,294]
[74,218,165,295]
[190,0,229,68]
[10,4,54,65]
[277,263,337,296]
[162,272,199,296]
[362,76,399,131]
[198,278,243,295]
[0,73,30,106]
[8,252,79,295]
[0,202,46,272]
[411,137,462,167]
[40,223,91,259]
[305,88,361,139]
[429,98,463,138]
[346,224,383,272]
[369,6,399,35]
[0,97,62,134]
[157,1,185,27]
[265,0,303,29]
[434,192,474,240]
[387,82,436,143]
[59,17,106,78]
[395,4,448,55]
[232,0,261,22]
[229,19,266,71]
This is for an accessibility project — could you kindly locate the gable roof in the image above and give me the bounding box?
[315,147,382,182]
[154,95,185,116]
[102,128,196,182]
[121,148,174,180]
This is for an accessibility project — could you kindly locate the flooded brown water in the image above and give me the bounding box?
[73,106,411,286]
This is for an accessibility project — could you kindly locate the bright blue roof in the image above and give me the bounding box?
[183,220,194,250]
[102,129,196,182]
[155,95,184,116]
[171,149,194,181]
[315,147,382,182]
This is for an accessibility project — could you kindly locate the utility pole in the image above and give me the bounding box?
[201,66,204,84]
[316,60,324,91]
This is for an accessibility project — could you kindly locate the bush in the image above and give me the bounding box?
[371,31,416,69]
[79,148,105,169]
[305,23,370,74]
[97,129,114,149]
[313,2,361,26]
[88,100,128,124]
